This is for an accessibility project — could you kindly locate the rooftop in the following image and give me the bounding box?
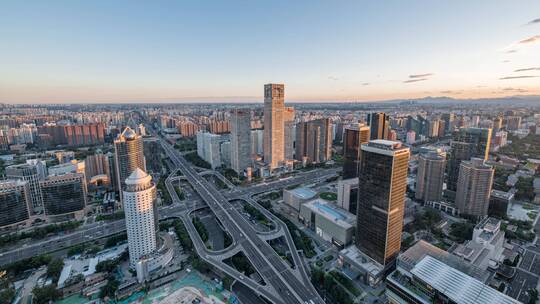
[490,189,514,201]
[287,187,317,199]
[411,256,520,304]
[304,199,356,229]
[399,241,489,282]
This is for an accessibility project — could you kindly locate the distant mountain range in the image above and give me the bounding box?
[371,95,540,105]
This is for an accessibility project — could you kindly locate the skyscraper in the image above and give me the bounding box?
[455,158,494,219]
[123,168,157,266]
[295,118,332,165]
[342,123,370,179]
[283,107,295,161]
[367,112,389,140]
[263,83,285,169]
[356,140,410,266]
[447,127,492,192]
[415,148,446,203]
[230,109,252,174]
[114,127,146,199]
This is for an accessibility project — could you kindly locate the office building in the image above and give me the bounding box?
[0,180,31,228]
[123,168,158,266]
[230,109,252,174]
[143,137,161,174]
[40,173,87,218]
[367,112,389,140]
[506,116,521,131]
[455,158,494,219]
[299,199,356,248]
[283,107,295,161]
[220,141,231,168]
[295,118,332,164]
[386,240,518,304]
[6,161,46,215]
[48,161,85,179]
[337,178,359,214]
[251,129,263,156]
[196,131,223,169]
[447,127,492,192]
[415,148,446,203]
[263,83,285,169]
[342,124,370,179]
[405,130,416,145]
[114,127,147,198]
[85,152,111,187]
[356,140,410,266]
[489,190,513,219]
[283,187,317,211]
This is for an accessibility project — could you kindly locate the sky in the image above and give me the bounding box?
[0,1,539,104]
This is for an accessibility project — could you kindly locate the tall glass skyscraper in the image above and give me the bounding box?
[263,83,285,170]
[356,140,410,266]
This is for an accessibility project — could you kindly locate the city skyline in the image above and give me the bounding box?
[1,1,540,103]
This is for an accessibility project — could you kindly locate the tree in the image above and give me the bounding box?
[449,222,474,242]
[0,288,15,304]
[47,258,64,283]
[528,288,538,304]
[100,279,119,299]
[32,285,61,304]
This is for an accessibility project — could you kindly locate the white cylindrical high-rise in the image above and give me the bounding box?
[123,168,157,266]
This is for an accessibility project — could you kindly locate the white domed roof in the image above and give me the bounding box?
[125,168,151,185]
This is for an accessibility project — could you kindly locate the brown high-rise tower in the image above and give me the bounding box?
[356,140,410,266]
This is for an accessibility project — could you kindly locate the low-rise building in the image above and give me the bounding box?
[299,199,355,247]
[489,190,513,219]
[283,187,317,211]
[336,178,359,214]
[450,217,506,271]
[386,240,518,304]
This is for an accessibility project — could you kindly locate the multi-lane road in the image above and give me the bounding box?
[160,137,325,304]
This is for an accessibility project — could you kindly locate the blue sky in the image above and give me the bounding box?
[0,1,539,103]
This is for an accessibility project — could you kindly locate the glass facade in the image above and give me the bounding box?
[356,141,409,266]
[41,174,86,216]
[447,127,491,191]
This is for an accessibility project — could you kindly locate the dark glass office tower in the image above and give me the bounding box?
[446,127,491,192]
[367,112,389,140]
[356,140,410,266]
[342,124,370,179]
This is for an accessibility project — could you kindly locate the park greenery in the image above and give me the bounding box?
[174,138,197,152]
[311,268,354,304]
[498,134,540,160]
[46,258,64,284]
[32,284,61,304]
[184,152,211,169]
[192,216,209,242]
[492,167,513,192]
[0,288,15,304]
[320,192,337,201]
[243,204,271,227]
[95,211,125,221]
[230,254,255,276]
[157,178,172,205]
[1,255,52,275]
[449,222,474,243]
[515,177,535,202]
